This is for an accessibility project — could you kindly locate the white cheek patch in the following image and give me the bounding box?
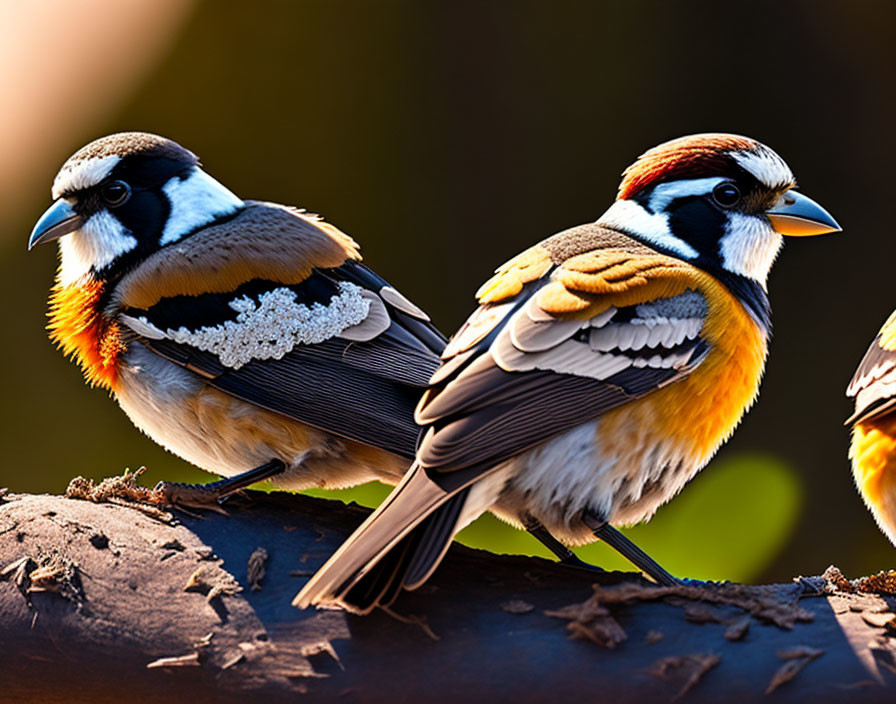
[58,210,138,285]
[163,282,371,369]
[719,213,783,287]
[597,199,699,260]
[731,148,794,190]
[159,168,243,245]
[52,155,121,199]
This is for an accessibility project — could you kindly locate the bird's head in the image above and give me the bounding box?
[29,132,244,285]
[597,133,840,289]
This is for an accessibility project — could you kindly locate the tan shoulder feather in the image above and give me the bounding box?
[114,201,360,309]
[476,245,553,305]
[538,249,692,315]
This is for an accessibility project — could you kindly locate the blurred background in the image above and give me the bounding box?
[2,0,891,583]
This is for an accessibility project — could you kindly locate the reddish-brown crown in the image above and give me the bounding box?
[617,133,759,201]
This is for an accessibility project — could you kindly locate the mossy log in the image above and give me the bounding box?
[1,488,895,703]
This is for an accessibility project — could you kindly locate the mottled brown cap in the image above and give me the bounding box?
[52,132,199,198]
[63,132,197,168]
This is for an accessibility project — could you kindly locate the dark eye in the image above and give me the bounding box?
[711,182,741,208]
[100,180,131,206]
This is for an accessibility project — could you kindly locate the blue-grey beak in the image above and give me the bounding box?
[765,190,841,237]
[29,199,84,250]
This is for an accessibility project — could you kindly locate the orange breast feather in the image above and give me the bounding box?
[479,246,768,468]
[851,417,896,516]
[48,281,125,391]
[596,268,767,466]
[534,250,767,466]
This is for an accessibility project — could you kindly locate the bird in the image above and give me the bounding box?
[846,313,896,546]
[28,131,448,505]
[27,132,616,562]
[295,133,841,614]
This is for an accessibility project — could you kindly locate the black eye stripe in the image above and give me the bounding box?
[92,165,192,207]
[107,157,194,190]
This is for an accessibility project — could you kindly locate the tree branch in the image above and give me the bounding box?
[1,489,895,703]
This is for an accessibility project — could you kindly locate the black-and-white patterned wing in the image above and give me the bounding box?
[417,285,709,472]
[120,261,445,457]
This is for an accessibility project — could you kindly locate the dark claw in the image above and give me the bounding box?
[154,480,231,514]
[154,459,287,513]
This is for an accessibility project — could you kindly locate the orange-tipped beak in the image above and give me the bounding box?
[766,190,841,236]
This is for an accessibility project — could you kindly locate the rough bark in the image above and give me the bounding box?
[0,488,894,704]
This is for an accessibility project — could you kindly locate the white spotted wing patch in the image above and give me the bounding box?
[121,282,372,369]
[492,290,708,380]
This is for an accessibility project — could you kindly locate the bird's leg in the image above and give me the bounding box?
[522,513,605,573]
[155,459,286,509]
[582,510,679,587]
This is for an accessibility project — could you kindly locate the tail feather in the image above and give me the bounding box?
[372,526,428,609]
[350,489,471,611]
[403,464,511,590]
[341,531,417,612]
[402,488,468,590]
[293,463,464,613]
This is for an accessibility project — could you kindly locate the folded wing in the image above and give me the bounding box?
[417,235,710,474]
[114,203,445,458]
[847,312,896,425]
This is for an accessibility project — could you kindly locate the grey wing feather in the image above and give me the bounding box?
[847,336,896,425]
[416,283,709,474]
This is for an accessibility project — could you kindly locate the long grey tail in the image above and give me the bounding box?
[293,464,470,614]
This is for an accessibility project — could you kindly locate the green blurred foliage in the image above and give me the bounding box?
[7,0,896,583]
[304,453,801,582]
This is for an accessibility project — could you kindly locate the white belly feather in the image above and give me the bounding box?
[113,343,389,489]
[115,343,281,477]
[488,419,705,544]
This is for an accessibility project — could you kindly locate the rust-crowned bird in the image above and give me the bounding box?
[295,133,840,613]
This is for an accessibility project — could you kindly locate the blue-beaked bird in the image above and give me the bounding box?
[28,132,446,503]
[295,133,840,613]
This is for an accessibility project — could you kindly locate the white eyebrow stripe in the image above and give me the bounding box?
[52,155,121,198]
[648,176,726,211]
[731,149,794,189]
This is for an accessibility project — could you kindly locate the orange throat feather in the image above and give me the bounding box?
[48,279,125,391]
